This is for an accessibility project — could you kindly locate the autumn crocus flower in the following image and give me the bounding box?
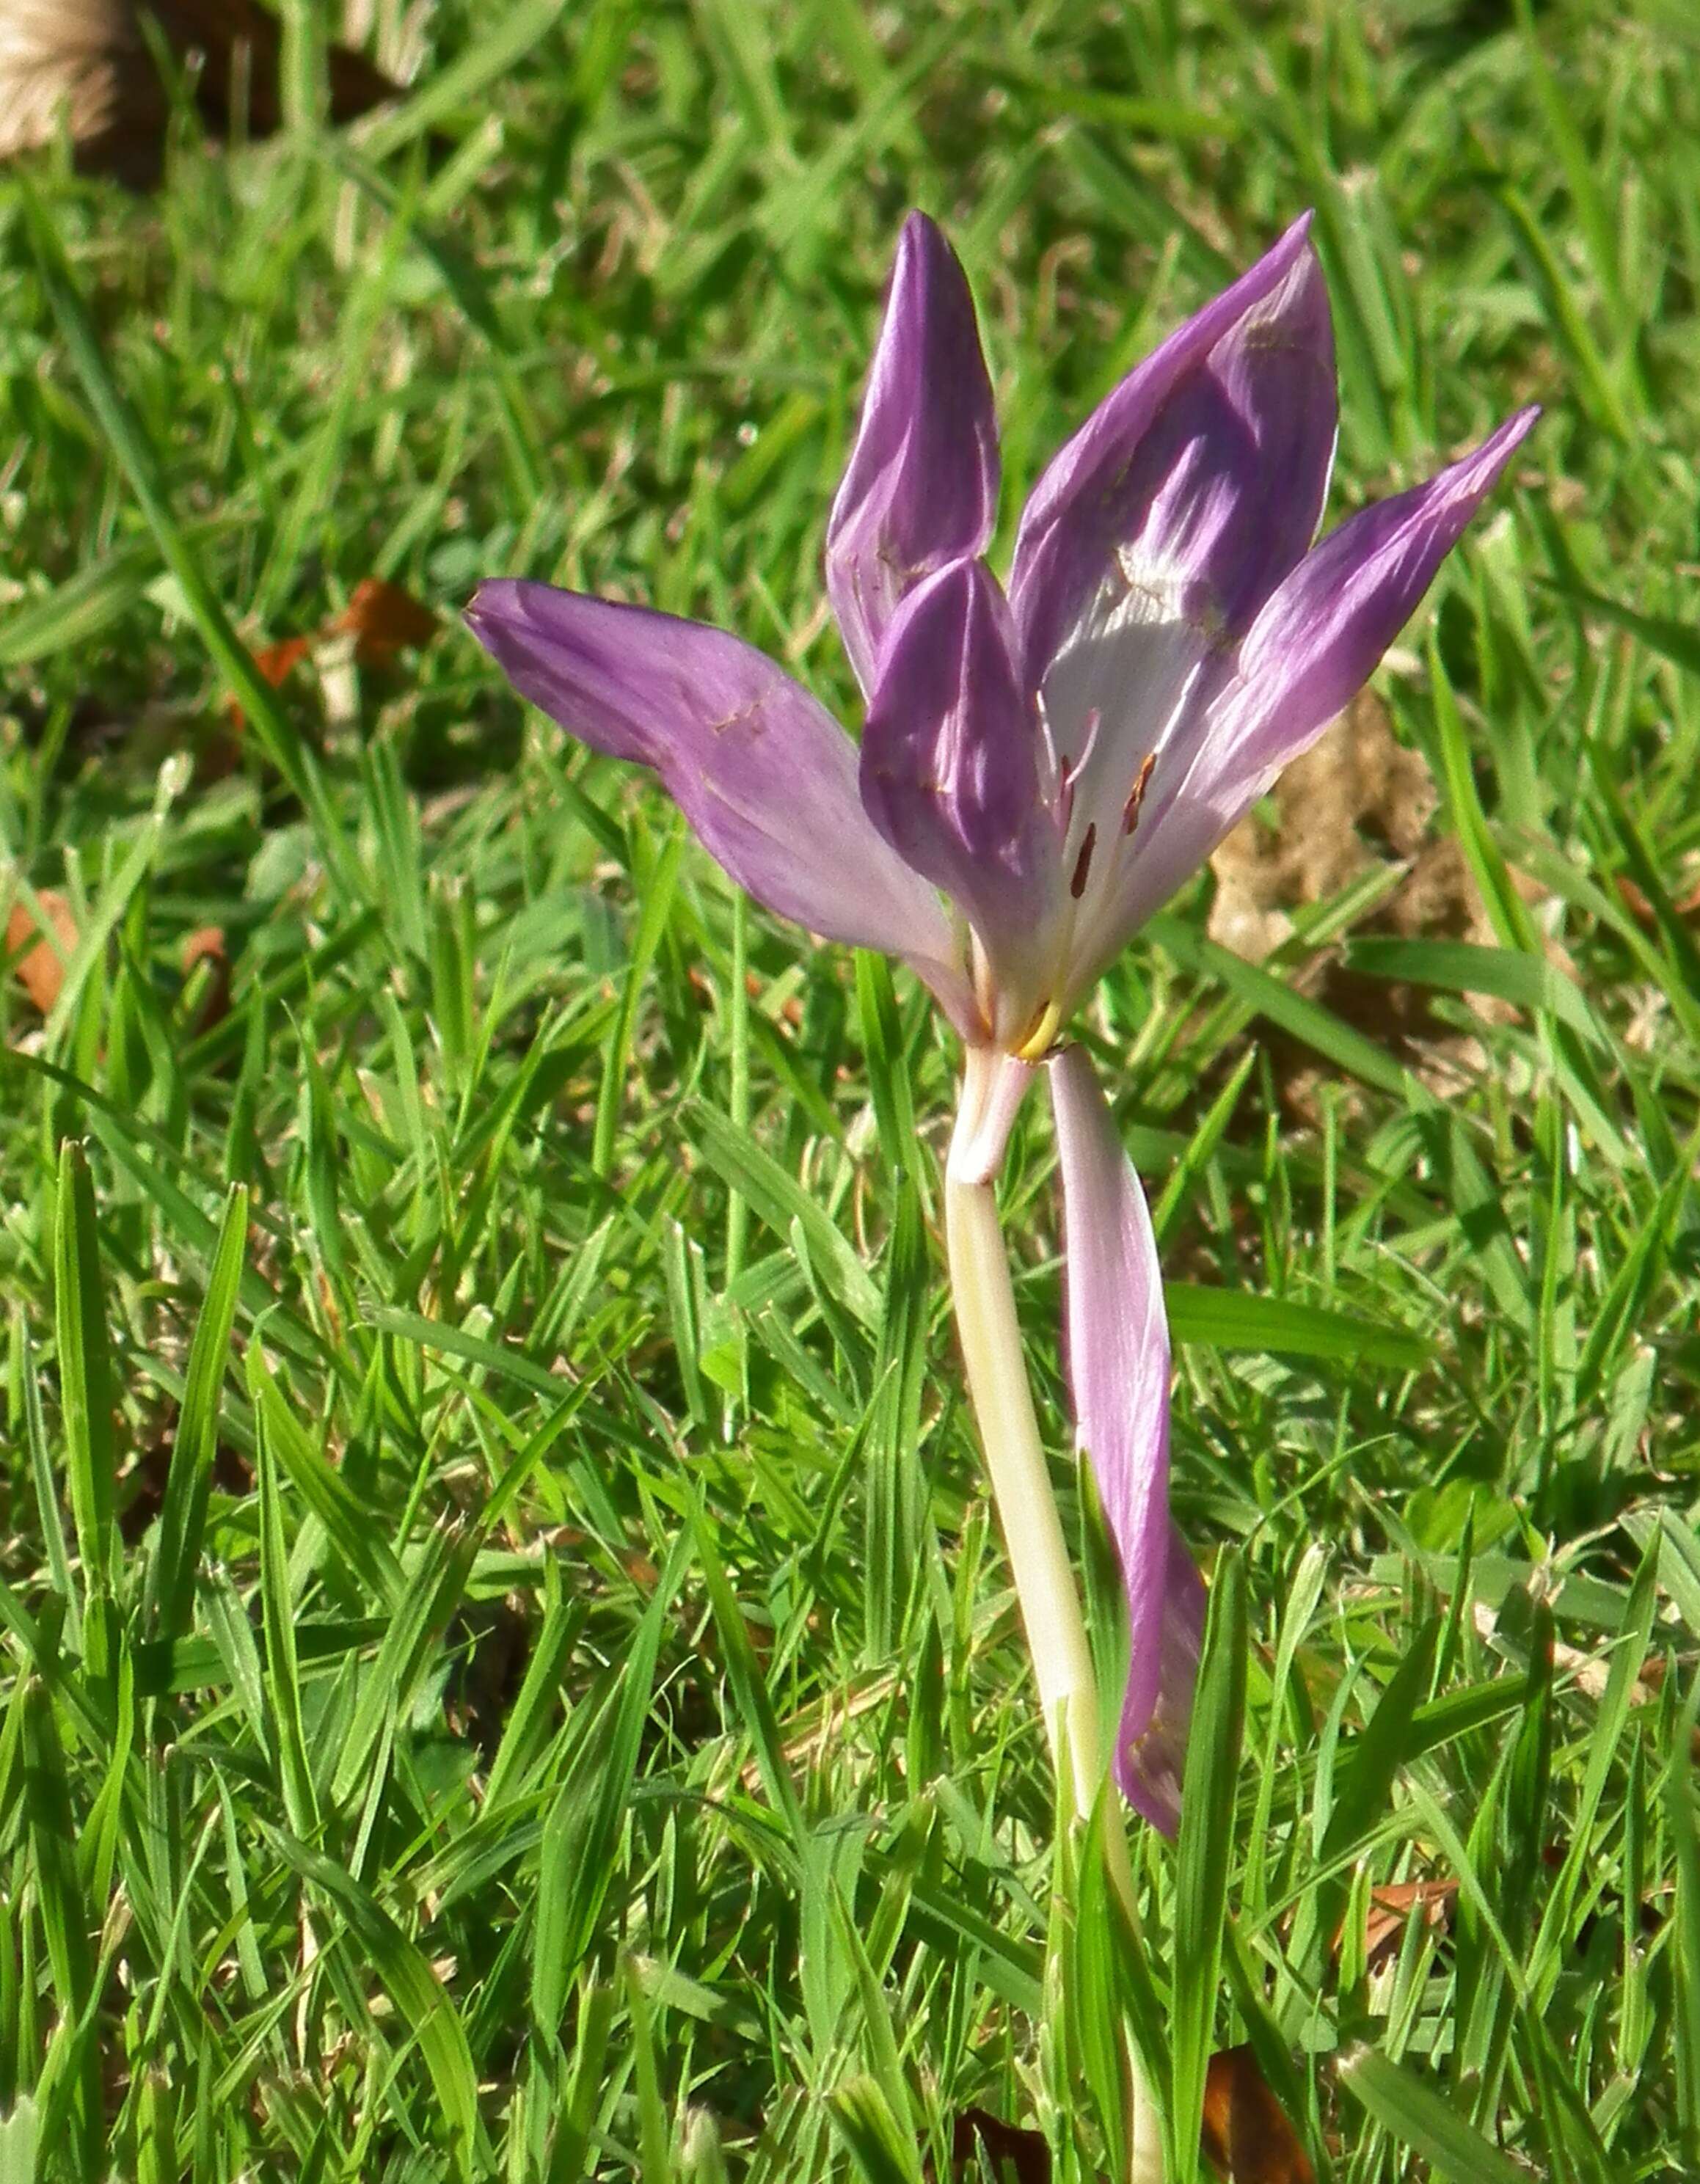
[467,211,1535,1841]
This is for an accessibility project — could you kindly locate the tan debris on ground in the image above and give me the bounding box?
[1207,691,1531,1111]
[0,0,401,184]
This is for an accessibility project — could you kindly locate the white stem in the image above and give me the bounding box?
[944,1164,1102,1799]
[943,1090,1164,2183]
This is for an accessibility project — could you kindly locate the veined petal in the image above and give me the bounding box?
[1131,1526,1207,1838]
[827,212,1000,695]
[1046,1044,1197,1835]
[862,559,1064,1048]
[1224,404,1540,776]
[1010,212,1321,684]
[1068,406,1538,987]
[1015,222,1335,969]
[467,580,972,1021]
[1116,233,1336,637]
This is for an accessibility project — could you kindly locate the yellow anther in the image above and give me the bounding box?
[1013,998,1064,1061]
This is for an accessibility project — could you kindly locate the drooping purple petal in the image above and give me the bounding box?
[1068,406,1539,987]
[862,558,1064,1050]
[1009,212,1321,685]
[826,212,1001,696]
[1046,1043,1197,1835]
[1131,1527,1207,1838]
[466,580,973,1025]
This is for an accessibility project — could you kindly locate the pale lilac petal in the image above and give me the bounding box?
[1066,407,1538,989]
[1024,233,1335,963]
[1223,404,1540,776]
[466,580,973,1023]
[1125,1527,1207,1837]
[1046,1044,1194,1834]
[826,212,1000,695]
[1010,212,1319,684]
[862,559,1064,1050]
[1115,234,1336,636]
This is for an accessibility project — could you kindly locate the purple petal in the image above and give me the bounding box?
[1015,231,1335,968]
[1112,233,1336,637]
[466,580,973,1023]
[1046,1044,1197,1835]
[1225,403,1541,774]
[1068,406,1539,983]
[1129,1527,1208,1838]
[826,213,1000,695]
[861,560,1063,1050]
[1010,212,1321,685]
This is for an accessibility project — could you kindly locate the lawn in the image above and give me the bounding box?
[2,1,1699,2177]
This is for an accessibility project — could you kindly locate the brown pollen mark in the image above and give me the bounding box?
[1070,824,1097,899]
[1122,753,1156,836]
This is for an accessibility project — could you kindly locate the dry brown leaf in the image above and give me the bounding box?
[0,0,400,183]
[922,2110,1051,2183]
[225,633,311,734]
[333,576,437,663]
[1205,693,1558,1117]
[1201,2047,1315,2184]
[6,887,78,1012]
[252,635,312,688]
[181,923,230,1031]
[1362,1877,1459,1963]
[1615,872,1700,926]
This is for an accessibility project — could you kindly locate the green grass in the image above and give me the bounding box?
[2,0,1700,2176]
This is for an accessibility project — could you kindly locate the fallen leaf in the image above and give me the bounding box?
[181,924,231,1031]
[227,634,312,732]
[1205,693,1559,1120]
[927,2110,1051,2183]
[1615,872,1700,926]
[252,635,312,688]
[6,888,79,1013]
[1362,1877,1459,1964]
[334,576,437,663]
[0,0,402,186]
[1201,2048,1314,2184]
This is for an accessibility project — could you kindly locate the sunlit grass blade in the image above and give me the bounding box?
[149,1184,248,1642]
[51,1142,114,1605]
[1170,1546,1247,2184]
[18,186,352,886]
[1340,2044,1532,2184]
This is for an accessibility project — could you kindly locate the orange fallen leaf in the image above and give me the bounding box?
[227,634,312,733]
[181,925,231,1031]
[1364,1877,1459,1963]
[333,576,437,664]
[6,889,79,1013]
[922,2110,1051,2183]
[228,580,434,735]
[1201,2047,1313,2184]
[1616,872,1700,927]
[253,635,311,687]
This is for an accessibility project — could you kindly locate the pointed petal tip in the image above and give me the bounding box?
[897,206,948,258]
[1503,402,1542,449]
[1418,403,1539,512]
[827,211,998,693]
[463,577,525,642]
